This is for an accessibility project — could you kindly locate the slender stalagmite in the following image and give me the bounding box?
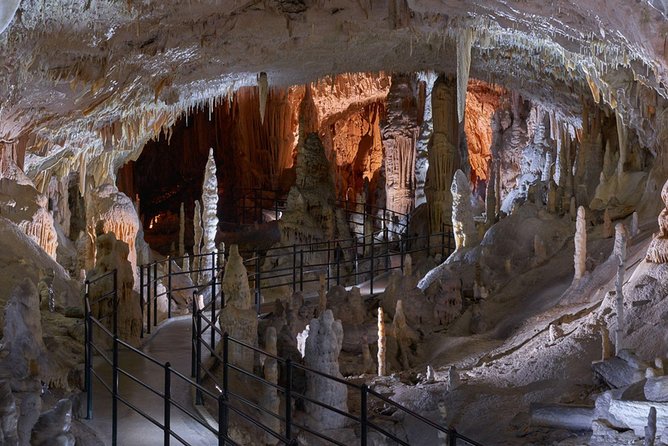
[615,255,625,355]
[378,307,386,376]
[573,206,587,281]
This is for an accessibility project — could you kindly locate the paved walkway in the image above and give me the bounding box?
[82,273,389,445]
[84,317,217,446]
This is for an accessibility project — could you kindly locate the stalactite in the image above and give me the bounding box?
[258,72,268,125]
[457,28,474,123]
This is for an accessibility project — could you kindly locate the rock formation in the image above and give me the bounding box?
[200,148,219,285]
[304,309,348,430]
[574,206,587,281]
[615,257,625,355]
[30,399,74,446]
[259,327,280,443]
[88,232,142,345]
[613,223,628,263]
[392,300,419,370]
[378,306,386,376]
[451,169,477,250]
[382,74,419,219]
[425,75,459,233]
[219,245,257,371]
[646,180,668,263]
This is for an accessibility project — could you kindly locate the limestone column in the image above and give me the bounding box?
[573,206,587,281]
[451,169,477,250]
[382,74,419,218]
[425,75,459,233]
[200,149,219,285]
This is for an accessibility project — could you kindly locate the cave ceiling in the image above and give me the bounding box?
[1,0,667,185]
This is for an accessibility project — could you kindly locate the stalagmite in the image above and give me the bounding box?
[631,211,639,237]
[426,76,458,233]
[178,202,185,259]
[451,169,477,250]
[614,223,628,263]
[382,74,419,218]
[260,327,280,443]
[457,28,474,123]
[615,256,625,355]
[192,200,202,285]
[574,206,587,281]
[200,149,219,286]
[393,300,417,370]
[378,306,386,376]
[362,333,374,374]
[645,407,657,446]
[403,253,413,276]
[447,365,460,391]
[304,309,348,430]
[646,181,668,263]
[258,72,268,124]
[603,209,613,238]
[218,245,257,372]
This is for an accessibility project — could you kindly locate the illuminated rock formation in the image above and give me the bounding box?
[574,206,587,281]
[382,74,419,219]
[377,307,386,377]
[86,184,141,276]
[219,245,257,372]
[646,180,668,263]
[451,169,477,250]
[199,148,219,285]
[426,76,459,233]
[304,309,348,430]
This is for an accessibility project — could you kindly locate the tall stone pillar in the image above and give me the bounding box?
[425,75,459,233]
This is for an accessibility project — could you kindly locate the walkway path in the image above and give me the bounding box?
[84,317,217,445]
[83,273,390,445]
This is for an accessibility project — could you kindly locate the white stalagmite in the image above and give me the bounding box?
[258,72,269,124]
[378,306,386,376]
[451,169,477,250]
[179,202,185,259]
[615,255,625,355]
[304,309,348,430]
[192,200,202,285]
[200,149,219,285]
[456,28,474,123]
[613,223,628,262]
[574,206,587,281]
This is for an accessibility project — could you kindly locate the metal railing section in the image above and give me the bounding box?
[190,305,483,446]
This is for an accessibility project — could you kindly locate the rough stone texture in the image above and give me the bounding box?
[86,184,141,276]
[613,223,629,263]
[30,399,74,446]
[647,180,668,263]
[451,169,477,250]
[0,381,18,445]
[382,73,419,219]
[574,205,587,281]
[377,307,386,377]
[0,155,57,258]
[200,148,219,285]
[219,245,257,371]
[87,232,142,346]
[425,76,458,233]
[645,376,668,402]
[392,300,419,370]
[304,309,348,430]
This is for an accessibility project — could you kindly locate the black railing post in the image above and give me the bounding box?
[255,253,261,314]
[218,394,228,446]
[191,294,197,378]
[336,246,341,286]
[211,251,217,350]
[384,238,390,271]
[326,240,331,290]
[167,257,173,319]
[146,262,152,335]
[426,229,431,257]
[299,250,304,292]
[222,333,229,395]
[449,427,458,446]
[164,362,171,446]
[112,335,119,445]
[275,198,279,221]
[285,359,293,441]
[112,269,118,337]
[139,265,144,338]
[153,262,158,327]
[369,236,374,295]
[360,384,368,446]
[383,207,388,241]
[195,310,203,405]
[84,280,93,420]
[292,244,297,293]
[400,238,405,274]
